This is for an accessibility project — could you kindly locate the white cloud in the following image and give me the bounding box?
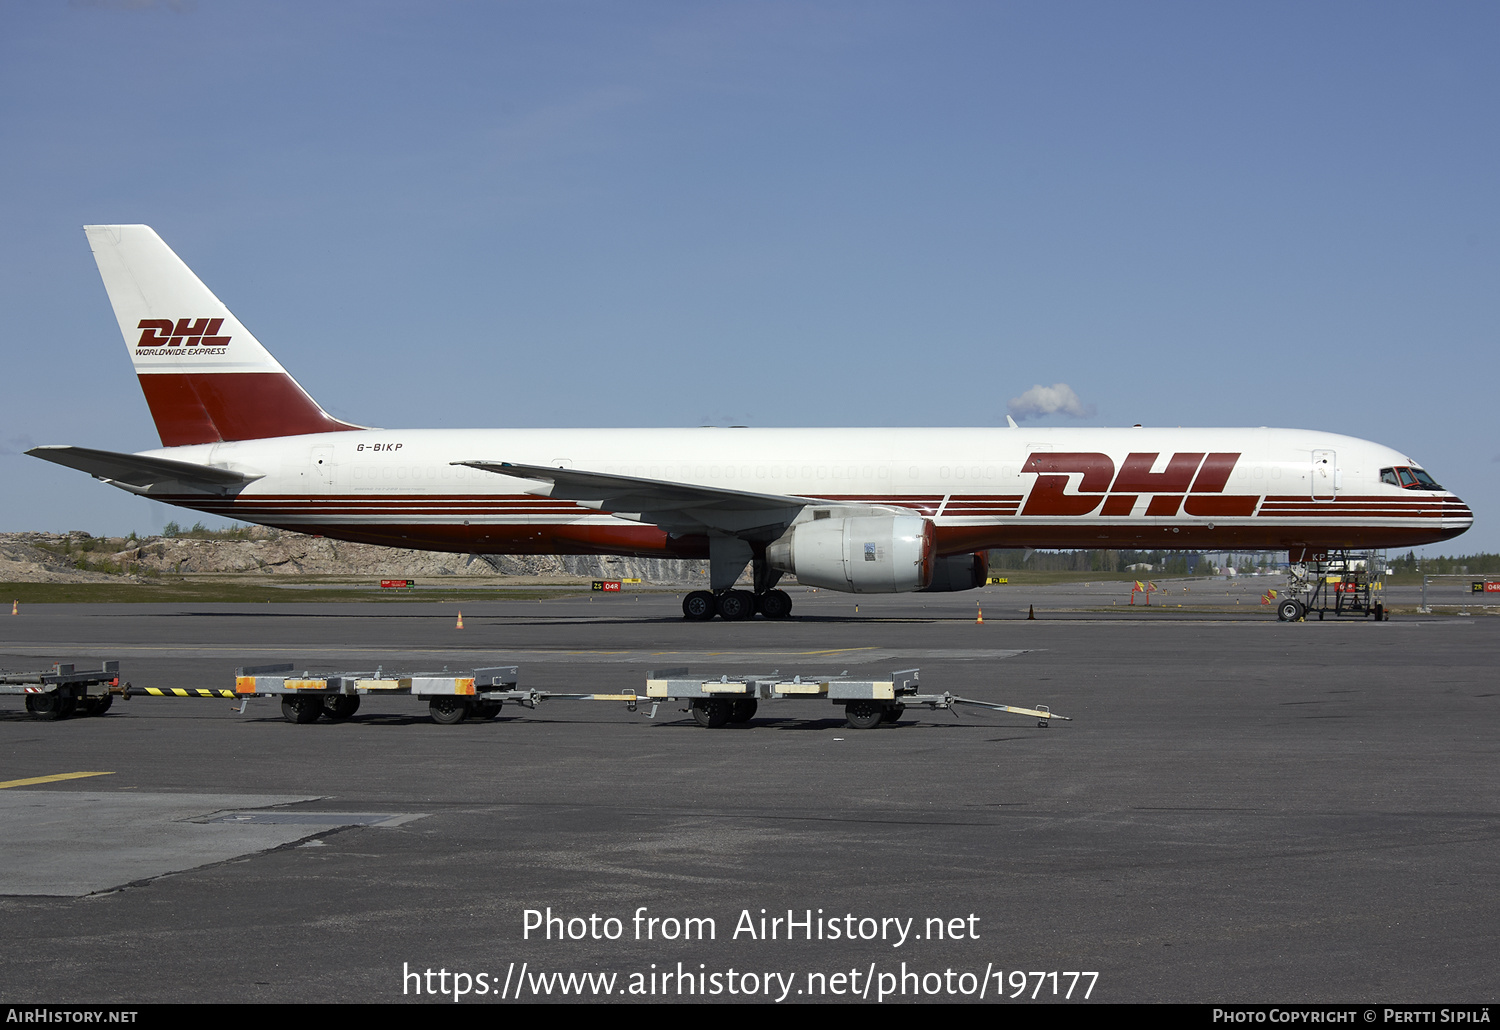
[1006,383,1095,422]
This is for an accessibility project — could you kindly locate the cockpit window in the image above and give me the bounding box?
[1381,466,1442,491]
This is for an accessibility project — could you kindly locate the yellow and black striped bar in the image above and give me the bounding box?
[135,687,238,699]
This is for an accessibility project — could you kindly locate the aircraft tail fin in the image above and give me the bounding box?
[84,225,363,447]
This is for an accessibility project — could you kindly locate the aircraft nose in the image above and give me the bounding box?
[1438,494,1474,534]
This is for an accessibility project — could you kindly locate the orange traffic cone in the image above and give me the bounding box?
[976,606,984,624]
[456,611,464,629]
[10,600,16,615]
[1027,604,1035,620]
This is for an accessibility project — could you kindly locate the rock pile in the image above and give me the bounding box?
[0,530,709,585]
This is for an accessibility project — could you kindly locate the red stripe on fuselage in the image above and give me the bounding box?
[150,500,1470,560]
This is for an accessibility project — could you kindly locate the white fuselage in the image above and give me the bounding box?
[140,425,1472,558]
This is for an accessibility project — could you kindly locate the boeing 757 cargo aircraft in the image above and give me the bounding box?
[28,226,1472,619]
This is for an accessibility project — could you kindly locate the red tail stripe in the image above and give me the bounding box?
[138,372,360,446]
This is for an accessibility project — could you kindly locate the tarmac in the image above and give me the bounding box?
[0,582,1495,1004]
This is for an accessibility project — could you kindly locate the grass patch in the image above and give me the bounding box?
[0,580,594,604]
[0,569,1219,602]
[982,570,1217,586]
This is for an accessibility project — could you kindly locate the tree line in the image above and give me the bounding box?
[987,549,1500,576]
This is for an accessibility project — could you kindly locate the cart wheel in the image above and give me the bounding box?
[845,701,885,729]
[881,703,906,724]
[691,699,730,728]
[729,699,758,723]
[322,695,361,721]
[281,696,323,723]
[79,695,114,716]
[25,693,74,721]
[428,698,471,724]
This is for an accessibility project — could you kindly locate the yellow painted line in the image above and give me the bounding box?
[0,771,116,790]
[645,647,879,657]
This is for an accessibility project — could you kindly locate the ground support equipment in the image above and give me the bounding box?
[1278,549,1388,622]
[123,662,636,724]
[117,660,1070,731]
[1,662,122,721]
[191,663,638,724]
[642,667,1070,730]
[223,663,534,723]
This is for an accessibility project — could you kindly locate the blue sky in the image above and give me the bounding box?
[2,1,1496,552]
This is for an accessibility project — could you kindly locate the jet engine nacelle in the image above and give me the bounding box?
[922,551,989,592]
[766,515,935,593]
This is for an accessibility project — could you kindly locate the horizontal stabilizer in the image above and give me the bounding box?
[27,445,261,493]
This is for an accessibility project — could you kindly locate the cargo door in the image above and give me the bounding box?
[311,445,335,488]
[1311,449,1336,500]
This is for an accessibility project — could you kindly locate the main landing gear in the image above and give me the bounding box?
[682,589,793,621]
[683,542,794,621]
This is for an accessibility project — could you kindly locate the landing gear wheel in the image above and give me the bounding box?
[729,699,758,723]
[281,696,324,723]
[682,591,716,621]
[1277,599,1304,622]
[25,693,74,721]
[716,590,755,621]
[1375,603,1386,621]
[845,701,885,729]
[881,703,905,724]
[690,699,730,728]
[473,701,503,719]
[757,589,793,619]
[428,698,472,724]
[322,695,361,721]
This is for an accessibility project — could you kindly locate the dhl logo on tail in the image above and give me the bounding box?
[135,318,232,350]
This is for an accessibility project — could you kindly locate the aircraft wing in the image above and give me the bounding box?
[27,445,262,494]
[457,460,861,536]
